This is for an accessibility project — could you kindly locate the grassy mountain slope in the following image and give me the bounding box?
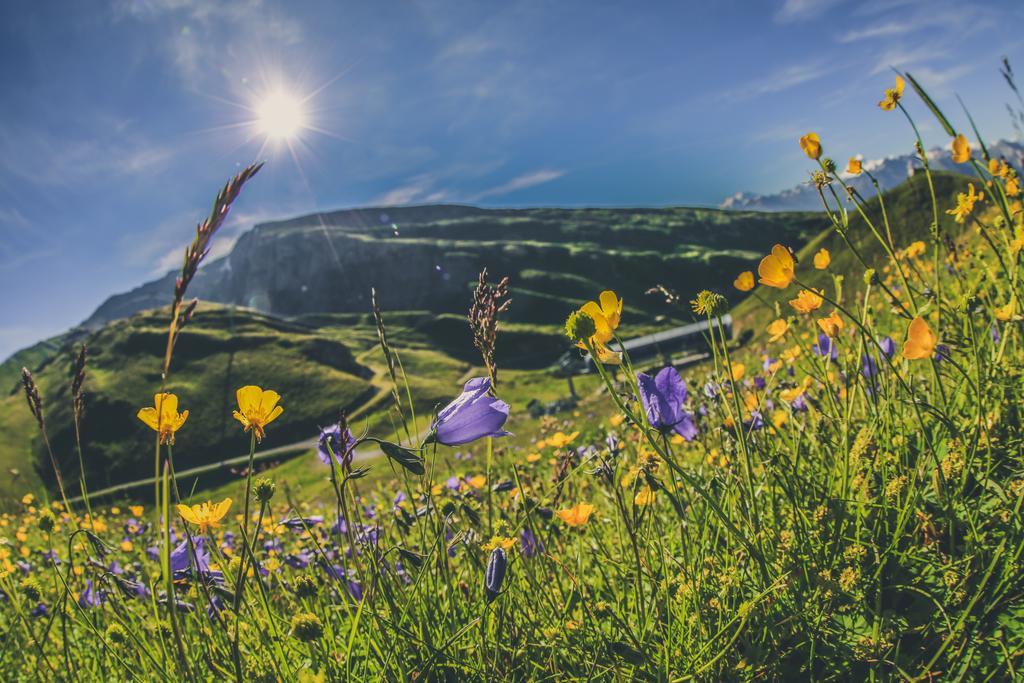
[731,171,973,335]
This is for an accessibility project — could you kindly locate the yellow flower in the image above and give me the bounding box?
[575,290,624,365]
[482,536,518,552]
[733,271,755,292]
[995,298,1017,322]
[21,494,33,506]
[951,134,970,164]
[757,244,796,289]
[1006,176,1020,197]
[232,386,284,441]
[989,158,1009,178]
[846,157,863,175]
[633,487,656,506]
[129,505,144,517]
[817,310,844,337]
[766,318,789,342]
[467,474,487,489]
[878,75,905,111]
[813,248,831,270]
[902,317,937,360]
[556,502,595,527]
[525,453,542,463]
[728,362,746,382]
[177,498,232,534]
[903,241,927,259]
[546,431,579,449]
[799,132,822,160]
[945,183,984,224]
[137,393,189,445]
[789,289,824,314]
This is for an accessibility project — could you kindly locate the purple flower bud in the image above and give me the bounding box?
[318,424,357,469]
[485,547,507,602]
[520,528,542,559]
[430,378,511,446]
[78,580,103,608]
[812,333,838,361]
[879,336,897,359]
[861,353,879,379]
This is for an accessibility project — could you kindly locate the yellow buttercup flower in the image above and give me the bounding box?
[817,310,844,337]
[758,244,796,289]
[525,453,542,463]
[813,248,831,270]
[878,75,905,111]
[633,487,656,506]
[789,289,824,314]
[951,134,970,164]
[556,502,595,527]
[903,241,927,259]
[177,498,232,534]
[546,431,580,449]
[995,298,1017,322]
[575,290,624,365]
[137,393,189,445]
[232,386,284,441]
[902,317,937,360]
[766,318,789,342]
[729,362,745,382]
[945,183,984,224]
[1006,176,1020,197]
[846,157,863,175]
[799,132,822,160]
[734,271,755,292]
[482,536,518,552]
[989,158,1009,178]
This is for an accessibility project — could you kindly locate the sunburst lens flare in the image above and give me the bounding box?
[255,91,306,141]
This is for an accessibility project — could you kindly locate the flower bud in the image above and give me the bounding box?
[37,508,56,533]
[105,623,128,645]
[20,578,42,603]
[294,574,319,599]
[254,477,276,504]
[564,310,597,343]
[484,547,507,603]
[290,612,324,642]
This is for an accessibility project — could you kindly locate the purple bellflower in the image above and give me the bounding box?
[430,377,511,446]
[636,367,698,441]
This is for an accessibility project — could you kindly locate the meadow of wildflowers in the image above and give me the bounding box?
[4,71,1024,682]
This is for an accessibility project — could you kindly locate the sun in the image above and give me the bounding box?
[255,91,306,141]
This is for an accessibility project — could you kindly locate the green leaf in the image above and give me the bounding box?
[903,71,956,137]
[379,441,426,475]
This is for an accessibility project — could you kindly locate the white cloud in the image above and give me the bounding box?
[775,0,842,23]
[468,169,565,201]
[371,174,447,206]
[714,63,836,104]
[838,21,915,43]
[0,122,176,189]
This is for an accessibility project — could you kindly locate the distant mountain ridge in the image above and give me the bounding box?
[721,139,1024,212]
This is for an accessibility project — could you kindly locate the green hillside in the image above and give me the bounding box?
[731,171,973,335]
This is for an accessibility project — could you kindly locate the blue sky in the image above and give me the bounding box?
[1,0,1022,359]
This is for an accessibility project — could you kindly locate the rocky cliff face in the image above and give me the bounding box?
[83,203,825,329]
